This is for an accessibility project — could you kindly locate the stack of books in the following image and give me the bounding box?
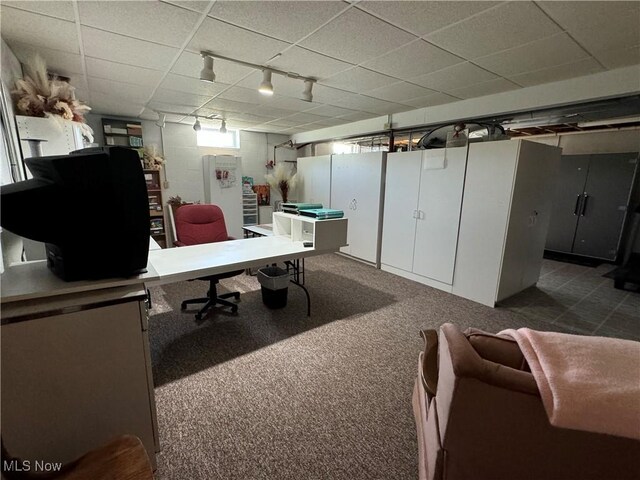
[299,208,344,220]
[281,202,323,214]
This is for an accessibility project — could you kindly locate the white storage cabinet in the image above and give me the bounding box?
[297,155,332,207]
[330,152,386,266]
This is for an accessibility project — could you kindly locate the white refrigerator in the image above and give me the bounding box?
[202,155,243,239]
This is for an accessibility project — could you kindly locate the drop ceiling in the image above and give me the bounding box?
[1,1,638,135]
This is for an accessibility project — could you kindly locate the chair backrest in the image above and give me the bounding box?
[174,204,230,246]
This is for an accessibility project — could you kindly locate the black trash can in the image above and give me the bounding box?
[257,266,289,309]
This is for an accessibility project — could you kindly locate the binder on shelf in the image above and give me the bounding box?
[281,202,323,214]
[299,208,344,220]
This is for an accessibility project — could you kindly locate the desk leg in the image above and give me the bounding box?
[285,259,310,316]
[290,280,311,317]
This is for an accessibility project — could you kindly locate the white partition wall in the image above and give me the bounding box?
[297,155,332,207]
[330,152,386,266]
[202,155,243,239]
[381,147,468,286]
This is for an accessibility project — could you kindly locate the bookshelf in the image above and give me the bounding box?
[102,118,144,148]
[144,169,167,248]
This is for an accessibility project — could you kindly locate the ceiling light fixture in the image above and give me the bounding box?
[198,50,315,102]
[219,119,227,134]
[193,116,201,132]
[200,54,215,83]
[301,79,314,102]
[259,69,274,96]
[155,112,166,128]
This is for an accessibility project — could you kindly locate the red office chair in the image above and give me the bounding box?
[173,204,243,319]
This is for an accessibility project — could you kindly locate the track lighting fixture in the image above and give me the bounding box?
[198,51,315,102]
[301,79,314,102]
[155,113,166,128]
[199,54,215,83]
[193,116,201,132]
[259,69,274,96]
[219,119,227,134]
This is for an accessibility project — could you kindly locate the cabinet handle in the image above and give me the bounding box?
[412,210,419,219]
[580,193,589,216]
[573,194,582,216]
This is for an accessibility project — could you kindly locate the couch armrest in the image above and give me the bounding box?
[420,329,439,397]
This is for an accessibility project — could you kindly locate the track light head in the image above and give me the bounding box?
[155,112,166,128]
[219,119,227,134]
[200,54,215,83]
[301,79,314,102]
[259,69,274,96]
[193,116,201,132]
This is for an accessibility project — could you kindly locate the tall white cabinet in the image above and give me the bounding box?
[330,152,386,265]
[297,155,332,207]
[453,140,560,306]
[381,147,468,286]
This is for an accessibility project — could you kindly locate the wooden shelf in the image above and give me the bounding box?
[144,169,167,249]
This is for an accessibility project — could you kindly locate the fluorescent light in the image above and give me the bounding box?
[200,54,215,83]
[259,69,274,96]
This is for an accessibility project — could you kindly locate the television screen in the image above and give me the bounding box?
[0,146,150,281]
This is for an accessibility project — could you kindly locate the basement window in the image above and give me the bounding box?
[197,128,240,149]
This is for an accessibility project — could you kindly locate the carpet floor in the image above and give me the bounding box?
[147,253,626,480]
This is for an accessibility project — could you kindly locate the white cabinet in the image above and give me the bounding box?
[381,147,468,285]
[272,212,347,252]
[330,152,386,265]
[242,192,258,226]
[452,140,560,306]
[297,155,332,207]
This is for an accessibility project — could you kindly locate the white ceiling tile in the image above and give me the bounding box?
[304,117,347,128]
[320,67,398,92]
[592,44,640,70]
[86,58,164,87]
[161,1,212,13]
[252,105,302,118]
[366,82,436,103]
[226,113,274,124]
[357,1,500,36]
[409,62,498,92]
[208,1,348,43]
[81,27,179,71]
[139,109,162,121]
[146,101,196,115]
[425,2,561,59]
[88,77,151,104]
[159,73,229,97]
[218,86,274,105]
[170,51,255,84]
[308,84,352,104]
[203,98,255,114]
[151,88,212,107]
[474,33,590,77]
[7,41,84,76]
[325,93,408,114]
[1,1,75,21]
[445,78,520,99]
[263,119,300,128]
[282,112,331,124]
[1,7,80,53]
[363,39,463,78]
[78,1,200,48]
[269,96,321,112]
[538,1,640,54]
[337,111,378,122]
[302,104,358,117]
[187,17,291,64]
[507,58,605,87]
[299,8,417,64]
[402,92,460,108]
[266,46,353,80]
[89,92,145,117]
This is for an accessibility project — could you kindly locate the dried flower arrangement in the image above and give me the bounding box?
[12,55,93,141]
[142,145,165,170]
[265,163,297,203]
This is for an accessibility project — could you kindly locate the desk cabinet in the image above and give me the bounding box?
[1,285,159,467]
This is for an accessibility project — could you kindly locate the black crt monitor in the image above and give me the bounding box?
[0,146,150,281]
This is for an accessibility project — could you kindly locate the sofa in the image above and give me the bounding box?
[412,323,640,480]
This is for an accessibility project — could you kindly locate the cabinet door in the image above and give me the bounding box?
[572,153,638,260]
[413,147,467,284]
[330,154,354,256]
[545,155,589,253]
[381,151,421,271]
[297,155,331,206]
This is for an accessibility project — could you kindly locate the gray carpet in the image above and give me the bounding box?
[147,254,608,480]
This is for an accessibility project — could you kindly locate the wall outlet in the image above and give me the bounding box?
[163,181,170,189]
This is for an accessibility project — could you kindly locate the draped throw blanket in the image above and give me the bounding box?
[500,328,640,440]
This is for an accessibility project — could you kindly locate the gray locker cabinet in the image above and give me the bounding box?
[546,153,638,260]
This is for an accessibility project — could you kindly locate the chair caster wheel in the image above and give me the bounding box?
[195,313,203,321]
[181,302,187,310]
[231,306,238,313]
[233,292,240,299]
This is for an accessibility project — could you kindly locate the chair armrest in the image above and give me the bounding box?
[174,241,186,247]
[420,329,439,397]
